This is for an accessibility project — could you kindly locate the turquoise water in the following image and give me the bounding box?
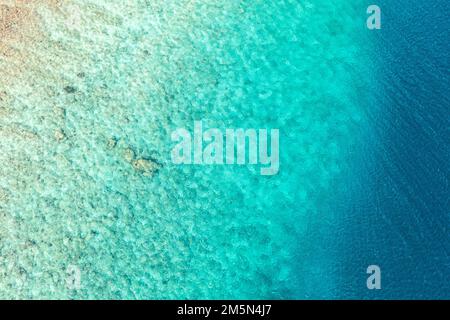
[1,1,388,299]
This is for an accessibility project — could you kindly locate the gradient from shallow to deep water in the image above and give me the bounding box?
[0,1,448,299]
[335,0,450,299]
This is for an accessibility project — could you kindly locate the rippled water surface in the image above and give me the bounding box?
[0,1,448,299]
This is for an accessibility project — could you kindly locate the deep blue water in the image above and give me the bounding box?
[335,0,449,299]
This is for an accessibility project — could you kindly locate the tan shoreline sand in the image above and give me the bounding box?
[0,2,44,78]
[0,1,62,41]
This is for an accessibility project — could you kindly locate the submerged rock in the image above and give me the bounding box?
[64,86,77,94]
[0,90,7,102]
[114,141,161,177]
[132,158,160,177]
[107,137,117,149]
[123,148,135,162]
[54,128,66,141]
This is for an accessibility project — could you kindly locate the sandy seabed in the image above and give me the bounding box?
[1,1,373,299]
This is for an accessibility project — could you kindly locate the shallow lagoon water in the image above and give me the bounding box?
[0,1,448,299]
